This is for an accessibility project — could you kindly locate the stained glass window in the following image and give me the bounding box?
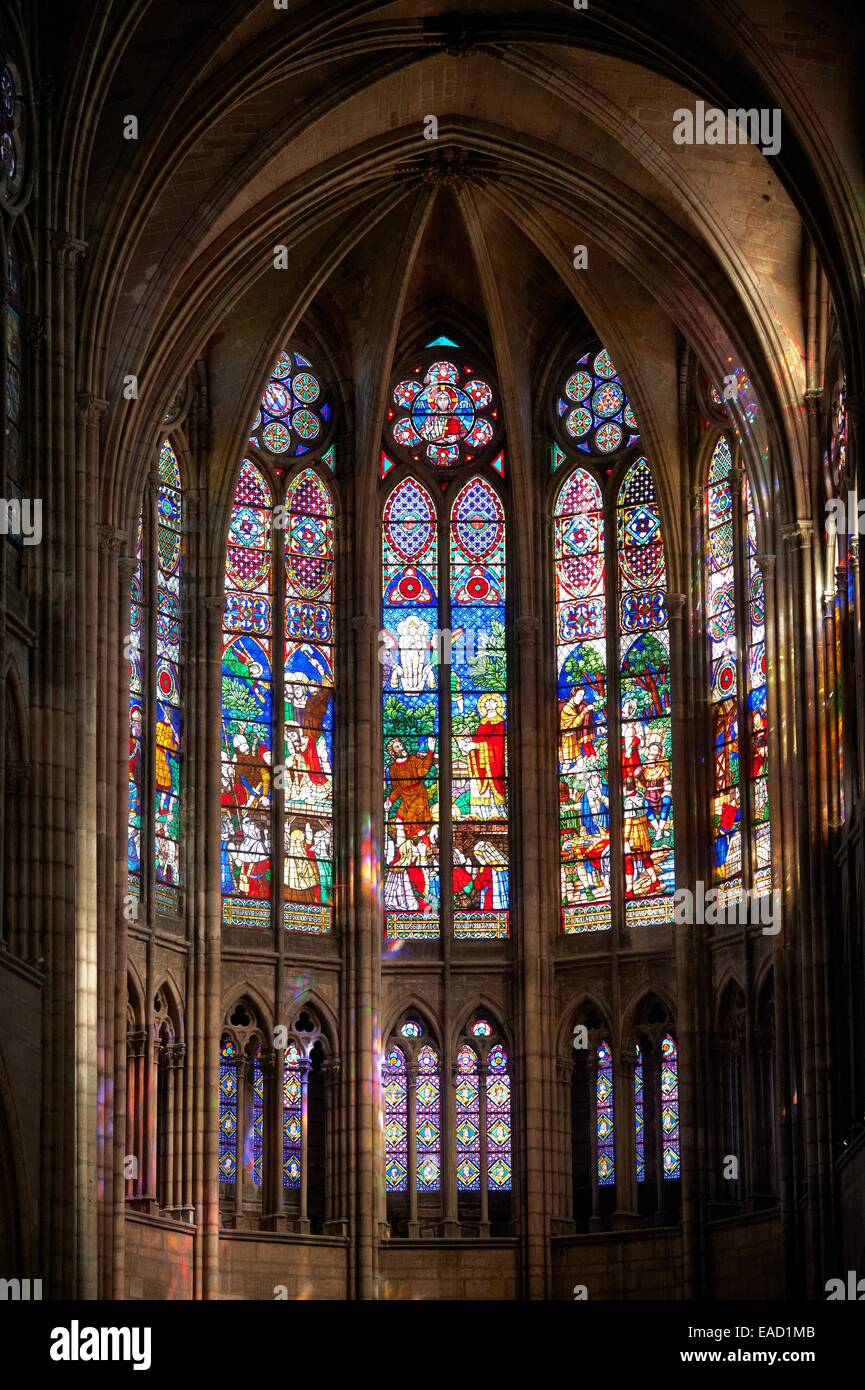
[0,65,19,189]
[283,469,334,933]
[554,349,674,934]
[128,515,145,900]
[250,1050,265,1186]
[704,436,771,903]
[745,480,771,896]
[706,437,741,899]
[554,348,640,460]
[218,1036,238,1184]
[486,1042,512,1191]
[221,460,274,928]
[555,468,611,933]
[222,347,335,937]
[381,478,440,939]
[383,1044,409,1192]
[127,441,184,913]
[455,1043,481,1192]
[617,458,675,926]
[660,1034,680,1180]
[388,356,499,469]
[596,1041,614,1185]
[283,1042,303,1188]
[416,1044,441,1192]
[451,477,509,939]
[154,442,183,912]
[248,351,331,457]
[634,1047,645,1183]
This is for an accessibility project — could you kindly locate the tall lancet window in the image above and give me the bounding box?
[703,434,771,901]
[221,350,335,931]
[617,458,675,926]
[381,343,508,940]
[127,439,184,913]
[553,347,674,931]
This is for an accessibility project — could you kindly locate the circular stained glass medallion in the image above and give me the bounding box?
[554,346,639,459]
[250,350,332,459]
[390,353,498,467]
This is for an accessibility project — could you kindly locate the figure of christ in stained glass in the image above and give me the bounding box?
[617,458,675,926]
[283,468,334,933]
[221,461,274,927]
[382,478,441,938]
[555,468,611,933]
[450,477,509,939]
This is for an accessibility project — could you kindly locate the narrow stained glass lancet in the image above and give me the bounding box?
[283,469,334,934]
[154,441,183,911]
[381,478,440,939]
[416,1044,441,1192]
[661,1033,680,1181]
[283,1043,302,1188]
[634,1047,645,1183]
[128,514,145,899]
[456,1043,481,1192]
[596,1040,614,1185]
[486,1042,512,1191]
[218,1037,238,1184]
[705,437,742,900]
[745,479,771,896]
[221,460,274,927]
[617,458,675,926]
[383,1044,409,1192]
[451,477,509,939]
[555,468,611,933]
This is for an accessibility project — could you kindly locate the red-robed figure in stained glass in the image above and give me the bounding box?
[464,693,506,818]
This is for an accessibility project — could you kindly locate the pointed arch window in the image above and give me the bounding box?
[127,439,184,914]
[632,1013,680,1219]
[553,348,675,932]
[703,435,771,902]
[381,344,508,940]
[221,350,335,932]
[456,1017,512,1233]
[383,1017,442,1236]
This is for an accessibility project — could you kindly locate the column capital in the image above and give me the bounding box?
[97,523,126,557]
[754,552,776,576]
[126,1029,147,1060]
[516,615,539,644]
[849,538,860,572]
[351,614,377,640]
[53,234,88,273]
[782,519,814,551]
[76,392,109,424]
[666,591,686,618]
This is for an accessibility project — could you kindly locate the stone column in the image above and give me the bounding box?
[613,1048,638,1227]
